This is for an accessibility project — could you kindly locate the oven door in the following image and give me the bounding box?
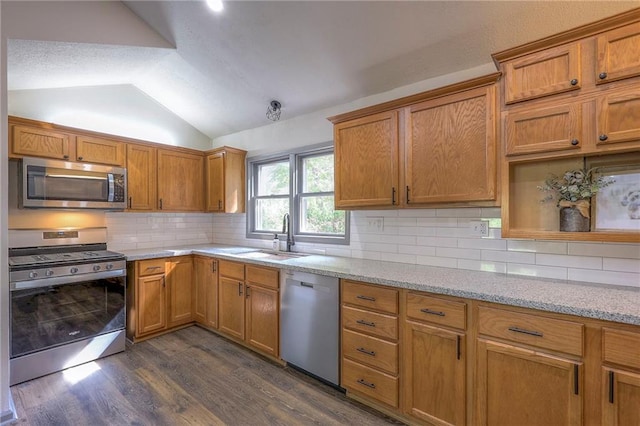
[10,272,126,358]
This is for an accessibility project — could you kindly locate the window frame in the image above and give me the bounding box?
[246,143,350,246]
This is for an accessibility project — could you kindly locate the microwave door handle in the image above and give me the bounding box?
[108,174,115,202]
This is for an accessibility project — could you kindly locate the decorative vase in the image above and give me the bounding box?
[559,206,590,232]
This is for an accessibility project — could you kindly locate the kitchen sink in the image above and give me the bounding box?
[234,250,309,261]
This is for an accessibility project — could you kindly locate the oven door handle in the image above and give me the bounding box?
[10,269,126,291]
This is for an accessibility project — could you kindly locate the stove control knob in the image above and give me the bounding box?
[70,267,79,274]
[105,263,114,271]
[93,265,101,272]
[46,269,54,277]
[29,271,38,279]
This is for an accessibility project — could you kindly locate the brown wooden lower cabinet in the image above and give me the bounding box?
[167,257,194,327]
[193,256,218,329]
[602,368,640,425]
[136,273,167,336]
[218,275,246,340]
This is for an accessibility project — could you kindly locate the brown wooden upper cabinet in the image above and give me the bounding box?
[157,149,204,211]
[75,135,125,166]
[596,21,640,85]
[503,43,582,104]
[405,85,496,204]
[330,74,499,209]
[333,110,399,208]
[205,146,247,213]
[126,143,158,211]
[597,88,640,148]
[10,123,74,161]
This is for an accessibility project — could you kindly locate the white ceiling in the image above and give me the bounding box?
[7,1,640,141]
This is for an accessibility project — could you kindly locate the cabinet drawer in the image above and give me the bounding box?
[137,258,165,277]
[406,292,466,330]
[342,305,398,340]
[478,306,583,356]
[246,265,279,290]
[342,358,398,408]
[342,280,398,314]
[603,328,640,369]
[342,329,398,375]
[219,260,245,280]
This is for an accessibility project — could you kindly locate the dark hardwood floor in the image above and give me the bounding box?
[11,326,402,425]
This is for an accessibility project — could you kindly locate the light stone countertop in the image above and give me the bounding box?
[120,244,640,326]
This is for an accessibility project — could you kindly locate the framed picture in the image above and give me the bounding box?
[593,166,640,232]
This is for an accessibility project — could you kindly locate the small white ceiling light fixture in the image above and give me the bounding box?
[206,0,224,13]
[266,100,282,121]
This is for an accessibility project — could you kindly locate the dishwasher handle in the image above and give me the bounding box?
[300,282,314,288]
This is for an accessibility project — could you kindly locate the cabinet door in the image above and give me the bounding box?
[504,43,581,104]
[126,144,157,211]
[137,274,166,336]
[76,135,125,166]
[405,85,496,203]
[505,103,582,156]
[166,257,193,327]
[157,149,204,211]
[218,276,245,340]
[476,339,582,426]
[596,22,640,85]
[245,284,279,357]
[206,152,225,212]
[334,111,399,208]
[11,125,73,160]
[193,257,218,328]
[603,368,640,426]
[596,90,640,148]
[404,321,465,426]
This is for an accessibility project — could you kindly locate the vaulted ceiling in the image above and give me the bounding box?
[7,1,640,140]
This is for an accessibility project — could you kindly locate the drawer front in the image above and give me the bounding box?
[219,260,245,280]
[603,328,640,369]
[342,358,398,408]
[138,258,165,277]
[342,280,398,314]
[342,329,398,375]
[478,306,584,356]
[246,265,279,289]
[406,292,466,330]
[342,305,398,340]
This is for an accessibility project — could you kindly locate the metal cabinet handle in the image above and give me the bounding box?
[128,197,132,208]
[356,347,376,357]
[246,286,250,298]
[406,186,410,204]
[357,378,376,389]
[63,155,69,160]
[570,139,579,146]
[159,198,163,209]
[420,308,445,317]
[574,364,579,395]
[609,371,614,403]
[162,277,165,288]
[599,72,608,80]
[508,326,543,337]
[356,319,376,327]
[391,187,396,205]
[78,156,83,161]
[570,79,578,86]
[356,295,376,302]
[599,134,609,141]
[238,282,243,296]
[218,200,222,210]
[212,261,217,273]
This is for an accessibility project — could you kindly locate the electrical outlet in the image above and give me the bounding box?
[366,217,384,232]
[470,220,490,237]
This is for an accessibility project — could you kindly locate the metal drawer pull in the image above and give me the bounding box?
[145,266,162,270]
[357,378,376,389]
[356,295,376,302]
[356,347,376,357]
[609,371,614,403]
[356,319,376,327]
[421,308,445,317]
[508,326,543,337]
[574,364,579,395]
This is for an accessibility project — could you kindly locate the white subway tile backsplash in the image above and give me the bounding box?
[568,269,640,287]
[536,253,602,270]
[108,208,639,289]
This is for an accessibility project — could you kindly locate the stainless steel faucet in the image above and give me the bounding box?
[282,213,295,252]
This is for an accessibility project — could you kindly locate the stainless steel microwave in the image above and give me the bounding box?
[20,157,127,209]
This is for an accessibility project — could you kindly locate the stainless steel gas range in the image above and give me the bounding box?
[8,228,126,385]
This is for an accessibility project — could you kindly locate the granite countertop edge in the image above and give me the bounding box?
[120,244,640,326]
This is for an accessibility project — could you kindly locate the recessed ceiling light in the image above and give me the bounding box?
[206,0,224,13]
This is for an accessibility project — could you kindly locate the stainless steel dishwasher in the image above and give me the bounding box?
[280,270,340,386]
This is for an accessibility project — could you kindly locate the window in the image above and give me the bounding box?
[247,145,349,245]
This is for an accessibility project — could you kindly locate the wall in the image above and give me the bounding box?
[212,209,640,288]
[105,212,214,251]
